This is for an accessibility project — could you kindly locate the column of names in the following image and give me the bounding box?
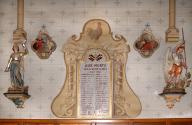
[80,62,110,117]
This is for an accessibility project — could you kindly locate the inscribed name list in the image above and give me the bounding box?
[80,62,110,116]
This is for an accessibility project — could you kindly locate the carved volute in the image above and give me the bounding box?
[51,19,141,118]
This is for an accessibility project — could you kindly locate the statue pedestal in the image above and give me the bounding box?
[159,88,186,108]
[4,86,30,108]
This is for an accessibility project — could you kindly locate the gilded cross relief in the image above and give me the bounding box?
[51,19,141,118]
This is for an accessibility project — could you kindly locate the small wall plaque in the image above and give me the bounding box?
[134,24,159,58]
[31,25,56,59]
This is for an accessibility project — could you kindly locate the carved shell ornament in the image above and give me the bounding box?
[134,24,159,58]
[87,22,103,40]
[31,25,56,59]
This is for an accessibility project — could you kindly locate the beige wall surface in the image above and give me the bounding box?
[0,0,192,118]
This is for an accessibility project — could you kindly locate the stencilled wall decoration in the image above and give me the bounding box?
[134,24,159,58]
[0,0,192,119]
[51,19,142,118]
[31,25,56,59]
[160,30,191,108]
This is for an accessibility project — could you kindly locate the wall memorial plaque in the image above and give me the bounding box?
[51,19,142,118]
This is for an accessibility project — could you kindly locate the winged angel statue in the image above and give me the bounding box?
[164,42,191,90]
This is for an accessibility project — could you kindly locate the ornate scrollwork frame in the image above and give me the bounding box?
[51,19,141,118]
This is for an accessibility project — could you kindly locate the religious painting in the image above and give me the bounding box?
[51,19,141,118]
[134,24,159,58]
[31,25,56,59]
[160,31,191,108]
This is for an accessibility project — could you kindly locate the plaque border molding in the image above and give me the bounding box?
[51,19,142,118]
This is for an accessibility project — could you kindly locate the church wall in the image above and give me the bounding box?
[0,0,192,118]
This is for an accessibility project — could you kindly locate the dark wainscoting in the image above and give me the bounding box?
[0,118,192,125]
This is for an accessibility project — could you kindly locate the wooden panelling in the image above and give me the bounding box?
[24,123,55,125]
[59,124,90,125]
[0,123,19,125]
[0,119,192,125]
[170,122,192,125]
[133,122,166,125]
[96,123,131,125]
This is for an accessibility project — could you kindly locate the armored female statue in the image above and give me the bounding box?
[5,40,28,89]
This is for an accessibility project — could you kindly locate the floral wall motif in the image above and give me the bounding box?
[0,0,192,118]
